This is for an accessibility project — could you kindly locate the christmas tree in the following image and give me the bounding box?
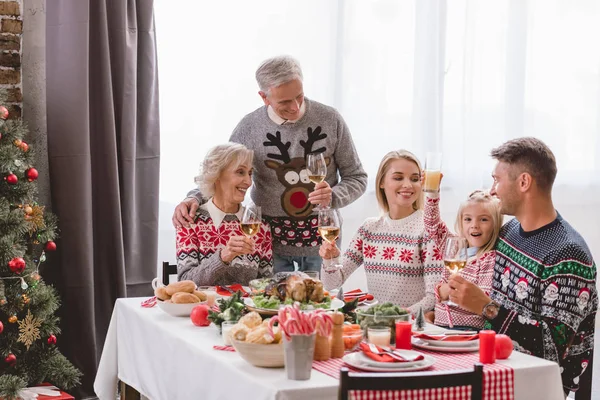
[0,94,81,398]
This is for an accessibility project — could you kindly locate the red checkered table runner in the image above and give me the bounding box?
[312,350,513,400]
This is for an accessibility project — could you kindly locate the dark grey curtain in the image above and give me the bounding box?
[45,1,159,397]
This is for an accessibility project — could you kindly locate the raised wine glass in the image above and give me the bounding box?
[318,208,342,273]
[443,236,468,306]
[239,203,261,267]
[307,152,328,210]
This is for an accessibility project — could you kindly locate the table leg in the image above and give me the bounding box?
[119,381,141,400]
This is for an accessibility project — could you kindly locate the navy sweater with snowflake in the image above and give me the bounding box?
[487,214,597,393]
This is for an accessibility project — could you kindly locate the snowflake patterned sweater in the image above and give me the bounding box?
[487,214,597,393]
[423,193,495,329]
[176,202,273,286]
[321,210,443,313]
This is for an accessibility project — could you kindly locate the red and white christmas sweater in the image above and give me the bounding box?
[321,210,443,313]
[176,200,273,286]
[423,192,495,329]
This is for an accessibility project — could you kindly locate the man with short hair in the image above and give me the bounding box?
[448,137,597,397]
[172,55,367,273]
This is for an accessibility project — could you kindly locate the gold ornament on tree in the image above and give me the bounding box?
[17,309,42,350]
[25,205,46,234]
[8,315,17,323]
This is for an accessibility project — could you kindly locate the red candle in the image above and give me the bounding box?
[479,330,496,364]
[395,321,412,350]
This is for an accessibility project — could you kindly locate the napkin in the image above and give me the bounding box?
[215,284,249,297]
[412,333,479,342]
[359,342,424,363]
[343,289,374,303]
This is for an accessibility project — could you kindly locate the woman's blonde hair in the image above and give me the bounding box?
[453,190,502,257]
[375,150,423,213]
[195,143,253,198]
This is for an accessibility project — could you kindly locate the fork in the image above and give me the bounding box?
[367,343,411,362]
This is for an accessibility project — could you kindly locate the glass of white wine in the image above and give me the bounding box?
[318,208,342,272]
[239,204,261,266]
[307,152,328,210]
[443,236,468,306]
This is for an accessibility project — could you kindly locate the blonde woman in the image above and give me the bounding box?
[176,143,273,286]
[423,188,502,330]
[320,150,443,313]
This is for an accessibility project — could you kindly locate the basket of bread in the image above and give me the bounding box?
[229,311,284,368]
[153,279,213,317]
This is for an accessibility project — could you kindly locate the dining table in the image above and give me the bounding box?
[94,297,565,400]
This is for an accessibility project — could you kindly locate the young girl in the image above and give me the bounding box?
[423,188,502,330]
[320,150,443,314]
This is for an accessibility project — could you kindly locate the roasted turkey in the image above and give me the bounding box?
[264,272,325,303]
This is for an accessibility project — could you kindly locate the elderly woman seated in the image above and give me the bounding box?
[176,143,273,286]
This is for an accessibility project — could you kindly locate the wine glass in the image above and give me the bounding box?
[239,204,261,266]
[307,152,328,210]
[318,208,342,273]
[443,237,468,306]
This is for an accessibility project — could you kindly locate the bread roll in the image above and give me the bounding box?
[154,286,171,301]
[166,280,196,295]
[171,292,200,304]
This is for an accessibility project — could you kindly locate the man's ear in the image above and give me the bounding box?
[258,91,269,106]
[518,172,533,192]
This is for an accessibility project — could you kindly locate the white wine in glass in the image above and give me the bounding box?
[443,237,468,306]
[307,152,328,208]
[239,204,261,267]
[241,204,261,238]
[318,209,342,272]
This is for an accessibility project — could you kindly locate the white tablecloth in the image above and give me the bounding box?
[94,298,564,400]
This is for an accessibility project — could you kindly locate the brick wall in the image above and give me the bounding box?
[0,0,21,118]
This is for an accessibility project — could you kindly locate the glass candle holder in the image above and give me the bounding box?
[368,327,391,347]
[221,321,236,346]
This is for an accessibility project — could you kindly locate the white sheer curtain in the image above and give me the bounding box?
[155,0,600,288]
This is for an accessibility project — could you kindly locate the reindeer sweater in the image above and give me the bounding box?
[321,211,444,313]
[189,98,367,257]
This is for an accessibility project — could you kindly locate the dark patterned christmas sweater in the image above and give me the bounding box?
[486,214,597,393]
[176,209,273,286]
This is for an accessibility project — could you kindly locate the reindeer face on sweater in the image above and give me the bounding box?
[263,127,330,218]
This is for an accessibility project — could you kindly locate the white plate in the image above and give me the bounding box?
[357,350,427,369]
[243,297,344,313]
[343,352,435,372]
[413,323,447,335]
[197,286,250,298]
[417,337,479,348]
[411,338,479,353]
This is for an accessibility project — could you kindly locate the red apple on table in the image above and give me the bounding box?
[495,334,513,359]
[190,304,210,327]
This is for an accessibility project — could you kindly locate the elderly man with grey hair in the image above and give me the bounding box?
[173,55,367,274]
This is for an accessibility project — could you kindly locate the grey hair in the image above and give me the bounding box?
[255,55,303,93]
[195,143,253,198]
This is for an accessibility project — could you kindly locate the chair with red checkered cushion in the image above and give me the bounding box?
[339,364,483,400]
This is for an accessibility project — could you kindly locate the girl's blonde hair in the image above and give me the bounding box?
[195,143,253,198]
[454,190,502,257]
[375,150,423,213]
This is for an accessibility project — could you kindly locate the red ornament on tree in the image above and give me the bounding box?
[45,241,57,252]
[20,141,29,152]
[0,105,8,120]
[5,173,18,185]
[5,353,16,366]
[0,321,3,334]
[8,257,26,274]
[26,168,39,182]
[48,334,57,345]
